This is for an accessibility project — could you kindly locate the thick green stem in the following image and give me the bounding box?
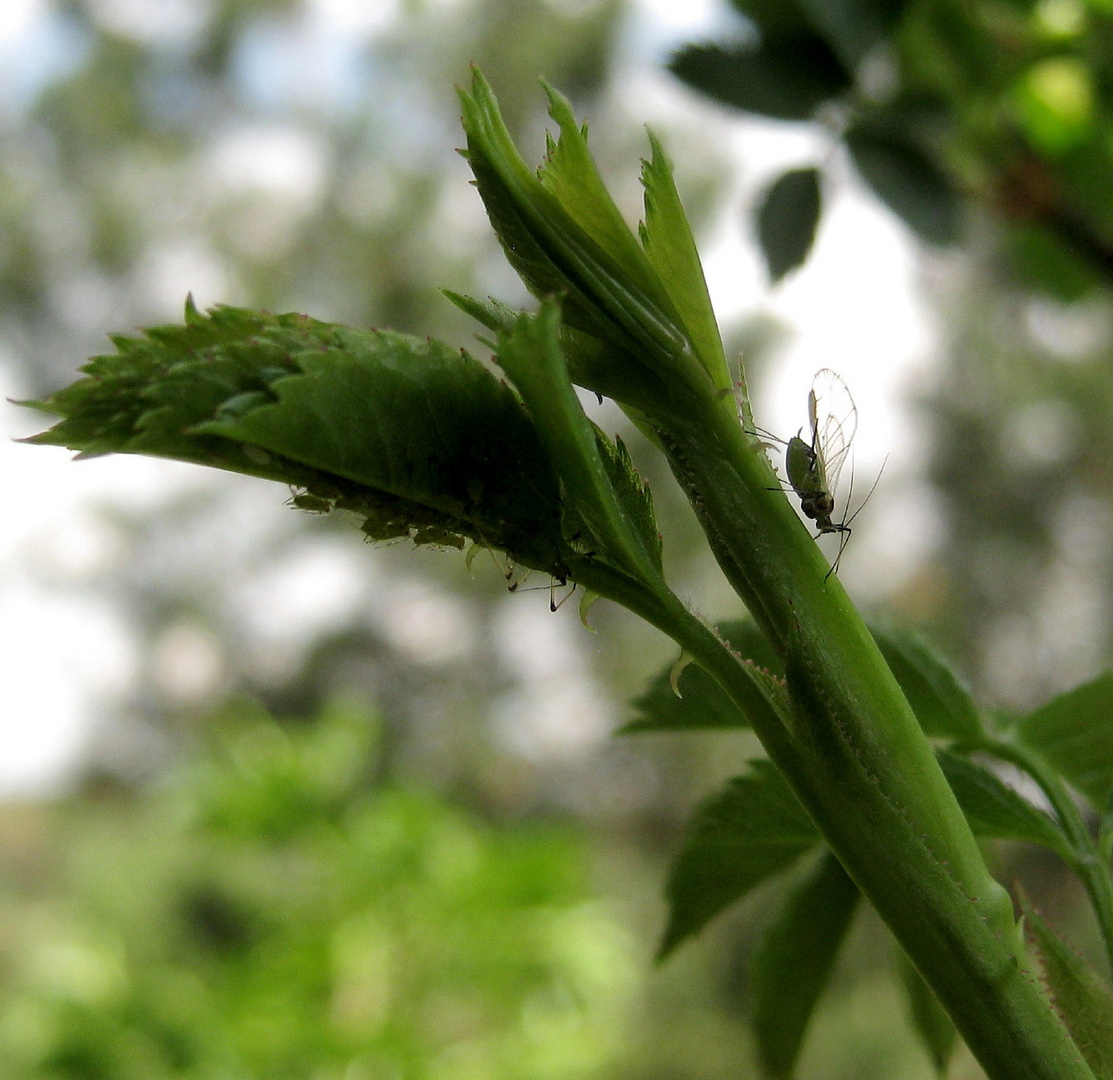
[647,394,1094,1080]
[569,559,799,770]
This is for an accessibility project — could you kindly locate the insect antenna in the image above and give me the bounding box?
[841,454,888,533]
[743,422,802,494]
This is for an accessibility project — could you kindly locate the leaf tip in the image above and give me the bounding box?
[184,292,202,324]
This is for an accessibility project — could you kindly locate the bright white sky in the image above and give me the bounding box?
[1,0,938,794]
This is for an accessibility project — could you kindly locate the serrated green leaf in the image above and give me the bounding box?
[23,302,573,577]
[24,304,341,477]
[623,618,782,733]
[493,301,663,585]
[936,748,1073,860]
[668,38,851,122]
[197,326,557,533]
[660,760,819,956]
[441,290,519,344]
[538,85,675,321]
[896,951,957,1076]
[537,84,729,394]
[1022,897,1113,1079]
[751,852,860,1079]
[459,70,710,416]
[870,623,983,739]
[1017,671,1113,811]
[845,122,961,245]
[460,78,643,357]
[756,167,823,283]
[594,432,663,570]
[639,133,731,390]
[445,290,677,426]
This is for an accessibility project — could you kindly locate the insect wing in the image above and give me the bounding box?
[809,368,857,496]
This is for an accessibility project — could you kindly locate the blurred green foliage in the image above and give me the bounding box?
[0,700,639,1079]
[0,697,954,1080]
[672,0,1113,293]
[9,0,1113,1073]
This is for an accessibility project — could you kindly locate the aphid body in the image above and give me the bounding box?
[784,368,857,538]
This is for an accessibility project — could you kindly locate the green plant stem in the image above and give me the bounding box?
[569,559,798,765]
[638,392,1094,1080]
[985,736,1113,977]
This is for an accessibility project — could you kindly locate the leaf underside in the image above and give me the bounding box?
[751,852,860,1079]
[897,951,957,1076]
[660,760,818,956]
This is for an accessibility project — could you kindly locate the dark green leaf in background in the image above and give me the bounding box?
[726,0,812,35]
[660,760,819,957]
[935,748,1073,860]
[756,167,823,283]
[669,38,851,122]
[728,0,909,66]
[1001,221,1104,302]
[751,852,860,1079]
[896,951,957,1076]
[871,623,982,739]
[1017,671,1113,812]
[1022,897,1113,1080]
[796,0,893,70]
[845,122,961,245]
